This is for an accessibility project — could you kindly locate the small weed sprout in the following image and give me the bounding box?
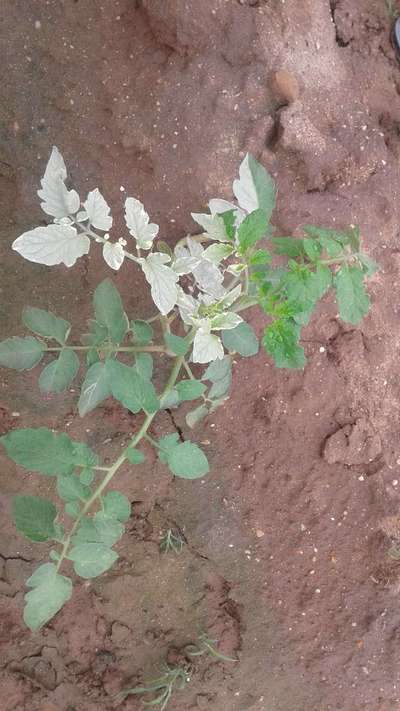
[185,631,238,662]
[118,664,190,709]
[0,147,376,631]
[160,528,185,554]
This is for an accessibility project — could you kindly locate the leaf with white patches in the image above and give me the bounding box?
[103,241,125,270]
[139,252,178,315]
[233,153,276,218]
[124,197,159,250]
[12,224,90,267]
[37,147,80,219]
[84,188,113,231]
[191,212,229,242]
[192,328,224,364]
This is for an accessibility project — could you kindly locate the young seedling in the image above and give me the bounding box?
[185,631,238,663]
[118,664,191,709]
[160,528,185,554]
[0,148,376,631]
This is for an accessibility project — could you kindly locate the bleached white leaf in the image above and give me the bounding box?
[186,238,225,298]
[232,153,276,217]
[103,242,125,270]
[177,289,198,325]
[76,210,88,222]
[210,312,243,330]
[192,328,224,364]
[226,263,246,275]
[12,224,90,267]
[139,252,178,315]
[125,197,159,250]
[172,255,201,275]
[191,212,229,242]
[203,243,234,264]
[37,147,80,219]
[84,189,113,231]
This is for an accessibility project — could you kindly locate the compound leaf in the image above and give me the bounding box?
[0,336,44,371]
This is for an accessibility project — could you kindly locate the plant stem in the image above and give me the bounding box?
[55,342,191,573]
[45,344,167,353]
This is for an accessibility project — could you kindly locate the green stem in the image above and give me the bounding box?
[55,340,192,573]
[45,344,167,354]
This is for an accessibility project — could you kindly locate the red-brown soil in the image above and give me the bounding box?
[1,1,400,709]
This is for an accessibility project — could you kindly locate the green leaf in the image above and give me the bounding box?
[176,379,206,401]
[65,501,81,518]
[0,336,44,370]
[303,238,322,262]
[131,320,153,346]
[13,495,57,542]
[237,209,268,253]
[159,388,180,409]
[167,441,209,479]
[26,562,58,588]
[93,511,125,545]
[22,307,70,345]
[272,237,305,258]
[72,441,98,468]
[93,279,128,343]
[39,348,79,393]
[135,352,153,380]
[203,356,232,399]
[80,468,94,485]
[218,209,236,240]
[24,564,72,631]
[158,433,180,463]
[334,264,370,324]
[1,428,76,476]
[86,348,99,367]
[57,474,91,503]
[126,447,145,465]
[164,333,190,356]
[106,359,159,414]
[263,319,305,369]
[69,543,118,578]
[249,249,271,265]
[186,405,209,429]
[78,362,111,417]
[72,514,123,547]
[302,226,345,257]
[81,320,108,347]
[282,263,332,326]
[103,491,131,522]
[221,322,259,357]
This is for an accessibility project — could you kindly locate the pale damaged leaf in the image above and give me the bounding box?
[139,252,178,315]
[103,241,125,270]
[37,146,80,219]
[124,197,159,250]
[12,224,90,267]
[233,153,276,218]
[84,188,112,231]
